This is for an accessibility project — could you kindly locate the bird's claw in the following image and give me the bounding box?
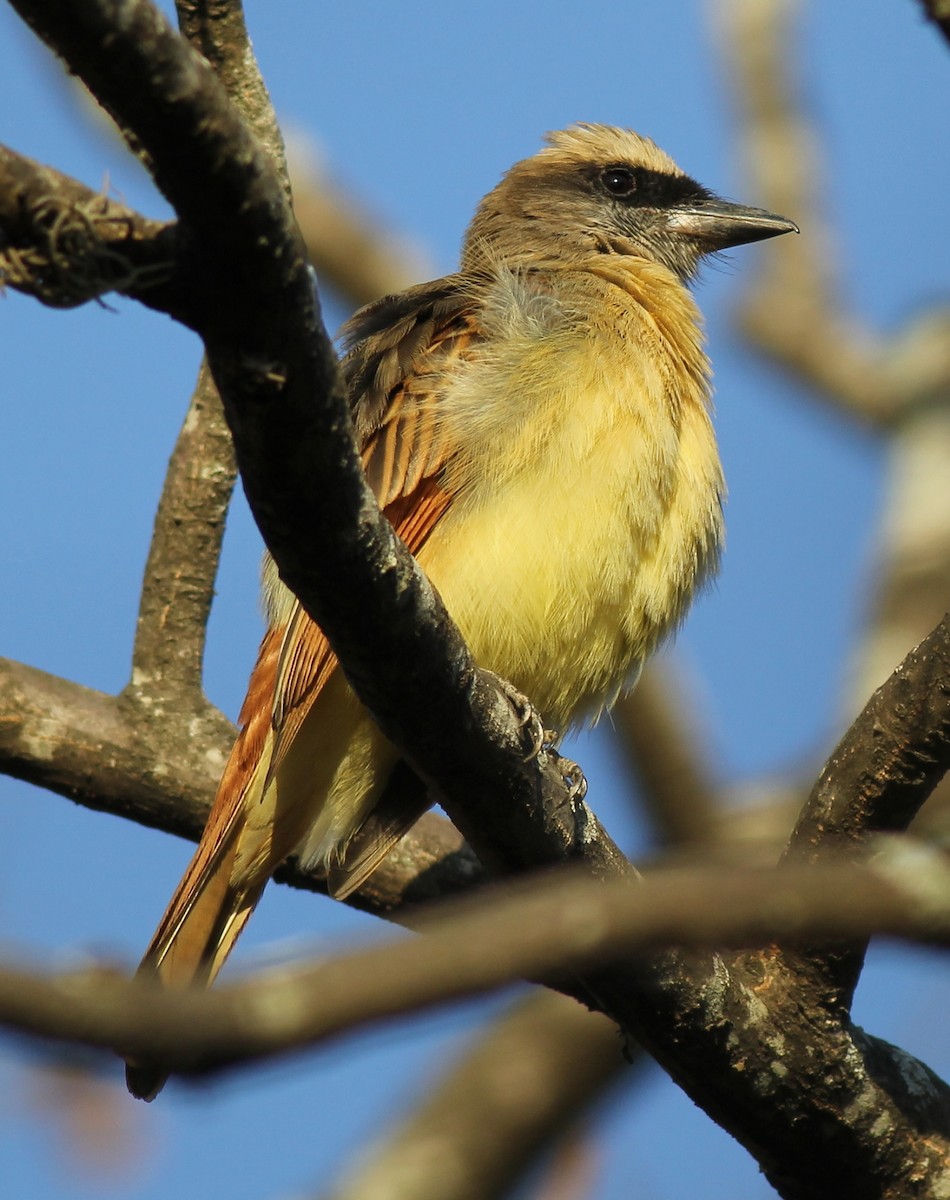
[549,750,588,801]
[483,671,546,761]
[482,672,587,797]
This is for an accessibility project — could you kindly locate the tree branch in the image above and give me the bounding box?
[0,653,481,908]
[2,857,950,1076]
[0,656,221,839]
[0,142,179,310]
[125,362,237,704]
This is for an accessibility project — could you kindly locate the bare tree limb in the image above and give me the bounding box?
[0,656,223,840]
[0,653,480,907]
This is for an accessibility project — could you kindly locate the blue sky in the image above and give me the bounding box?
[1,3,949,1198]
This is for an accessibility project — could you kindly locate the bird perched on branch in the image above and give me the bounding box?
[127,123,795,1099]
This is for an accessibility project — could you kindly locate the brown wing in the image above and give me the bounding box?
[138,281,482,959]
[265,278,484,780]
[135,622,282,983]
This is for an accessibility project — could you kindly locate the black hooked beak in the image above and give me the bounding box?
[667,197,799,250]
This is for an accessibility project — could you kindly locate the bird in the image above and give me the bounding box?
[126,123,796,1098]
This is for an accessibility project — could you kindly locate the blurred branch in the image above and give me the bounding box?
[321,993,629,1200]
[2,856,950,1078]
[289,138,430,308]
[531,1129,600,1200]
[720,0,950,426]
[612,661,720,847]
[849,350,950,717]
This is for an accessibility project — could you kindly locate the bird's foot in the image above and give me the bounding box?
[547,748,588,801]
[481,671,547,761]
[480,671,587,798]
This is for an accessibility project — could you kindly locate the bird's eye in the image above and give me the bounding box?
[600,166,637,196]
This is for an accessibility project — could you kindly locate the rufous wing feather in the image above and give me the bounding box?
[126,626,283,1098]
[277,289,481,897]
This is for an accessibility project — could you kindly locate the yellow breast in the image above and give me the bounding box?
[417,259,723,728]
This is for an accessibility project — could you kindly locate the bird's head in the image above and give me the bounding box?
[462,123,797,280]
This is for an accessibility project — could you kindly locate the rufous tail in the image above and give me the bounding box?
[124,820,265,1100]
[125,629,284,1100]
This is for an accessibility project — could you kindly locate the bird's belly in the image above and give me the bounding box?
[418,396,721,728]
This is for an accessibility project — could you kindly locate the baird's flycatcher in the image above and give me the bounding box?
[127,124,795,1099]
